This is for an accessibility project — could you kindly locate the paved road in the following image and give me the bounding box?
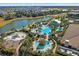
[52,39,58,54]
[15,40,25,56]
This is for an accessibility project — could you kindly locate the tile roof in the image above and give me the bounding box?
[63,24,79,48]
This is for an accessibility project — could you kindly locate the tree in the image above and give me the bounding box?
[1,47,15,56]
[39,38,46,46]
[19,36,33,56]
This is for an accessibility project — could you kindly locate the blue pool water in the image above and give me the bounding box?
[0,17,51,33]
[40,25,51,35]
[35,41,50,49]
[56,27,63,31]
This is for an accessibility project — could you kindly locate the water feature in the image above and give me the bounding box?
[34,40,51,49]
[56,27,63,31]
[31,25,51,35]
[0,17,51,33]
[40,25,51,35]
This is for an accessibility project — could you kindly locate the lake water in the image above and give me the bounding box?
[0,17,51,33]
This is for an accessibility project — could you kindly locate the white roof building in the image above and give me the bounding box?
[52,19,61,25]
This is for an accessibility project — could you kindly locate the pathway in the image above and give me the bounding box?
[52,39,58,54]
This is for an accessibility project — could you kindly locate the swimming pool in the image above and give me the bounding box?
[34,40,51,49]
[31,25,51,35]
[56,27,63,31]
[40,25,51,35]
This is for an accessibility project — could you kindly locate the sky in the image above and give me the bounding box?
[0,3,79,6]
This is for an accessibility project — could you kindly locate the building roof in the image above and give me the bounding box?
[69,35,79,48]
[63,24,79,48]
[68,12,79,14]
[51,19,61,25]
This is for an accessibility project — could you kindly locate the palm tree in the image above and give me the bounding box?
[39,38,46,46]
[19,36,33,56]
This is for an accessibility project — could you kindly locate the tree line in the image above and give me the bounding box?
[0,9,66,20]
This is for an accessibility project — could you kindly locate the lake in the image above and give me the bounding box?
[0,17,51,33]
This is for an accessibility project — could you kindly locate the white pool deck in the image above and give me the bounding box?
[4,32,26,41]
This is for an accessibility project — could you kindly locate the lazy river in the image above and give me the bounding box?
[0,17,51,33]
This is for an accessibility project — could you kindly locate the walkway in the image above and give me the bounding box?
[52,39,58,54]
[15,40,25,56]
